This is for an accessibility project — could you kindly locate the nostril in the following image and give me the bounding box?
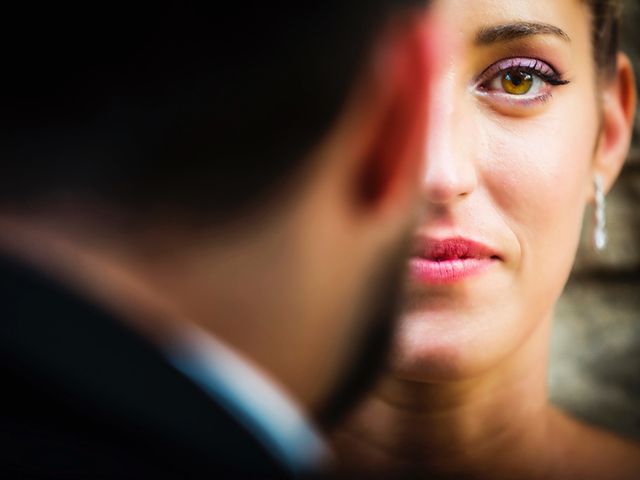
[422,171,477,205]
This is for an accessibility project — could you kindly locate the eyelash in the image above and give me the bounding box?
[475,57,570,105]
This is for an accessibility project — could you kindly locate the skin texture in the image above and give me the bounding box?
[332,1,639,478]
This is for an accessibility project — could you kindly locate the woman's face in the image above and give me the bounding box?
[394,0,604,380]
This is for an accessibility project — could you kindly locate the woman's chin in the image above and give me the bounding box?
[388,307,529,383]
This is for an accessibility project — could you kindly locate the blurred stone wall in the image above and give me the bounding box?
[549,0,640,439]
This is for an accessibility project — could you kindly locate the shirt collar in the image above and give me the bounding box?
[164,324,332,476]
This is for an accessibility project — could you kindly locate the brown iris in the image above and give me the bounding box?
[501,70,533,95]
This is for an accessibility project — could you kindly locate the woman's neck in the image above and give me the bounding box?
[333,315,560,479]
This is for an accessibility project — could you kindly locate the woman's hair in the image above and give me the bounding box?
[587,0,623,77]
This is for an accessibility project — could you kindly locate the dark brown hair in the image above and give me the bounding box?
[587,0,623,77]
[0,1,426,225]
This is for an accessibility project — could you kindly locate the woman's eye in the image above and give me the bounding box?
[475,58,570,107]
[487,69,543,96]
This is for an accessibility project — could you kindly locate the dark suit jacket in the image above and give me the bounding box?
[0,255,294,479]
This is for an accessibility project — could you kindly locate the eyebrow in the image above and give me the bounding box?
[475,22,571,45]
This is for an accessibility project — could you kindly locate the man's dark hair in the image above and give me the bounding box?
[1,2,423,225]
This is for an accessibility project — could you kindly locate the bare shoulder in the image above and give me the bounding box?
[548,406,640,480]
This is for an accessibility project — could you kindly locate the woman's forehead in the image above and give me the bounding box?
[432,0,590,43]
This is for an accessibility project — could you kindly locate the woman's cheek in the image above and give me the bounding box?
[482,114,593,277]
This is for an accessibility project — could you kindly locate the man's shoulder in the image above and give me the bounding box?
[0,255,291,479]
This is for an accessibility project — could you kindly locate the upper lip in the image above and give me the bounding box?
[411,236,500,261]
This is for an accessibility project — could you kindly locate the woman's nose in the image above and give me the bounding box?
[421,83,477,205]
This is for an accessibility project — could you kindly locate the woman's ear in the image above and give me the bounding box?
[593,52,637,194]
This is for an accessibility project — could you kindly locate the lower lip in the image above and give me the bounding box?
[408,257,495,284]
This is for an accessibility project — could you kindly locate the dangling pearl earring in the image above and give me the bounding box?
[594,174,607,251]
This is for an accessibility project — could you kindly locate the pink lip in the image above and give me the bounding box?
[409,237,500,284]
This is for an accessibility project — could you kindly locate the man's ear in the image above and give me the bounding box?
[342,12,438,218]
[593,52,637,194]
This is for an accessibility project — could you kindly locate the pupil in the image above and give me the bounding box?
[501,70,533,94]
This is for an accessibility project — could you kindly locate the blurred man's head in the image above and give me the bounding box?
[0,2,435,425]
